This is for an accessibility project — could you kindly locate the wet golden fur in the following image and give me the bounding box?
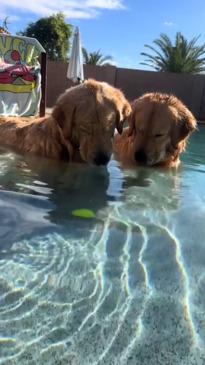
[114,92,197,167]
[0,79,131,165]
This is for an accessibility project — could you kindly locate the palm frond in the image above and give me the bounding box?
[140,32,205,74]
[82,48,113,66]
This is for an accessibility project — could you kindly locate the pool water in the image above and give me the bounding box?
[0,128,205,365]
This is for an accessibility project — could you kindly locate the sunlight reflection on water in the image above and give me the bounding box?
[0,128,205,364]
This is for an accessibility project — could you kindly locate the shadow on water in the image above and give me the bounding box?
[0,149,123,254]
[0,142,184,255]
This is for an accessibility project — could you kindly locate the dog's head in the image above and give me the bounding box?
[52,79,131,165]
[129,93,196,167]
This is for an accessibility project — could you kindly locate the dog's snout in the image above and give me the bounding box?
[93,152,110,166]
[135,149,147,164]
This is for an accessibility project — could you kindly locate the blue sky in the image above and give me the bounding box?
[1,0,205,69]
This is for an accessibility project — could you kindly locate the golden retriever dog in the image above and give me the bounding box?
[114,92,197,168]
[0,79,131,166]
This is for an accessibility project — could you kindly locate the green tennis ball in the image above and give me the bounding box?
[71,209,96,219]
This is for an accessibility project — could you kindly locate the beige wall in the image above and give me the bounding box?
[46,60,205,120]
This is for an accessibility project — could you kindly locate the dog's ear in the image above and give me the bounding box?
[116,102,132,134]
[172,112,197,145]
[52,103,77,139]
[115,110,124,134]
[52,103,77,160]
[128,111,136,137]
[52,103,65,129]
[127,100,138,137]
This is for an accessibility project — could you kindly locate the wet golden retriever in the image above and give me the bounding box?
[114,92,197,167]
[0,79,131,166]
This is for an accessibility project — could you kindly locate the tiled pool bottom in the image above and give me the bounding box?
[0,128,205,365]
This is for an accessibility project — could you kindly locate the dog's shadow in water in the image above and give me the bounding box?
[0,150,120,253]
[0,147,181,256]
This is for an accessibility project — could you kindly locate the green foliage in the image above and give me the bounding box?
[82,48,113,66]
[21,13,72,61]
[141,32,205,74]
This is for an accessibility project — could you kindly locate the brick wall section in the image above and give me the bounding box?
[46,60,205,120]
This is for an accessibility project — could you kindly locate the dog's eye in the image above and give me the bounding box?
[155,133,164,138]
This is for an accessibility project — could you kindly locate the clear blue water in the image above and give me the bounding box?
[0,127,205,365]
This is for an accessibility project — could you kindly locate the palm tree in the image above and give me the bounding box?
[0,17,10,34]
[140,32,205,74]
[82,48,113,66]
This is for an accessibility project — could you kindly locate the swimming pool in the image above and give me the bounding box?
[0,127,205,365]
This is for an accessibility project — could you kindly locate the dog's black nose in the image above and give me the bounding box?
[94,152,110,166]
[135,149,147,164]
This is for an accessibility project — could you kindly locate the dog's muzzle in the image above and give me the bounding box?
[93,152,110,166]
[134,149,147,164]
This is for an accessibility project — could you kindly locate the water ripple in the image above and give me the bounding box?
[1,130,205,364]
